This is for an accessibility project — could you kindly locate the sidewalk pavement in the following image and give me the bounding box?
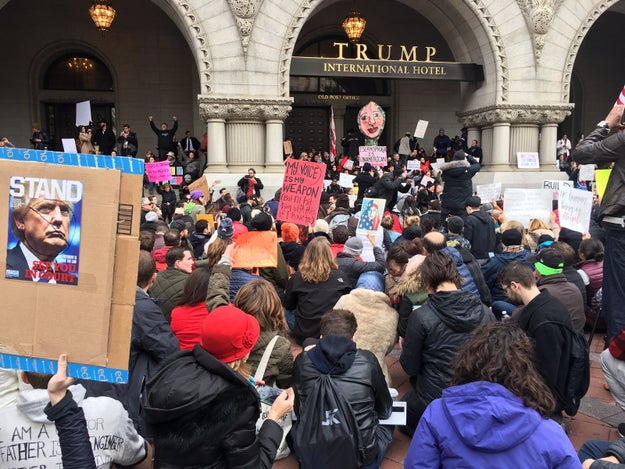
[274,331,624,468]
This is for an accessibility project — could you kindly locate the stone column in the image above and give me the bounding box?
[491,123,511,168]
[204,119,227,172]
[510,124,539,166]
[539,123,558,167]
[263,100,292,171]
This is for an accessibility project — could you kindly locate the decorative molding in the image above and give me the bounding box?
[177,1,213,93]
[198,96,293,122]
[516,0,564,63]
[226,0,263,58]
[562,0,616,102]
[457,103,574,127]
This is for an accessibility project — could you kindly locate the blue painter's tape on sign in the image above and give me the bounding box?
[0,147,144,175]
[0,353,128,383]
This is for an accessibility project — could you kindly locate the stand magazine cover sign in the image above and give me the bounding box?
[6,176,83,285]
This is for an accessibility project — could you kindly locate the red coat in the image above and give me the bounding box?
[170,303,209,350]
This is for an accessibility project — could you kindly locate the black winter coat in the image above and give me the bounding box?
[439,158,480,211]
[463,209,497,260]
[142,346,283,468]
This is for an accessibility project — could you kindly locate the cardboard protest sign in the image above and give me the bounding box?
[558,186,593,233]
[145,160,173,182]
[578,164,595,182]
[187,174,212,200]
[407,159,420,171]
[283,140,293,156]
[517,152,540,169]
[358,146,387,167]
[277,159,325,226]
[476,182,502,202]
[595,169,612,198]
[196,213,215,229]
[503,188,552,228]
[357,198,385,234]
[339,172,355,188]
[231,231,278,268]
[414,120,428,139]
[6,177,83,285]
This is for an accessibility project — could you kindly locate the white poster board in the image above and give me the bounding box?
[407,159,420,171]
[578,164,595,181]
[339,172,355,188]
[420,175,434,188]
[476,182,502,202]
[323,179,332,188]
[61,138,78,154]
[75,101,92,127]
[543,180,574,191]
[503,188,552,228]
[517,152,540,169]
[343,159,354,171]
[431,158,445,172]
[558,186,593,233]
[414,120,429,139]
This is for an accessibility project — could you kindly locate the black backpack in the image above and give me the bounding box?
[533,320,590,416]
[292,374,365,469]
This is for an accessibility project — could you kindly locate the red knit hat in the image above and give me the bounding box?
[281,222,299,243]
[201,305,260,363]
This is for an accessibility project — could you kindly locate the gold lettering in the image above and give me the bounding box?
[333,42,349,59]
[400,46,418,62]
[355,44,369,60]
[377,44,392,60]
[425,46,436,62]
[349,64,356,72]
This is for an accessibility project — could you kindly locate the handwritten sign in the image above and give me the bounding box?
[343,159,354,171]
[503,188,552,228]
[407,160,420,171]
[596,169,612,198]
[420,175,434,188]
[358,146,387,167]
[339,172,355,188]
[145,160,173,182]
[543,180,573,191]
[476,182,502,202]
[231,231,278,268]
[414,120,429,139]
[517,152,540,169]
[558,186,593,233]
[578,164,595,181]
[188,175,211,201]
[277,159,325,226]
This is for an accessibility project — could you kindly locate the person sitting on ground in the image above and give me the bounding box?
[280,222,305,272]
[527,217,560,252]
[446,215,471,250]
[405,322,579,468]
[335,233,386,288]
[152,229,181,272]
[325,194,358,237]
[464,196,497,264]
[329,224,350,258]
[234,279,294,388]
[189,219,211,259]
[142,305,294,468]
[399,251,494,436]
[576,237,604,329]
[580,437,625,468]
[227,206,248,241]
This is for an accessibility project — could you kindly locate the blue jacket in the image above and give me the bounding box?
[482,250,533,302]
[441,247,478,297]
[405,381,580,468]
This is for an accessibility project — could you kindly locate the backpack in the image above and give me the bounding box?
[292,374,365,469]
[328,213,351,232]
[364,182,379,198]
[533,320,590,416]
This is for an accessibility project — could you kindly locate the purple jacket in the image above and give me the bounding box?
[405,381,580,468]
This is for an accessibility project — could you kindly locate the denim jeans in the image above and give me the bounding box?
[602,228,625,340]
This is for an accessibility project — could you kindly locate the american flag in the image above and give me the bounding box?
[615,85,625,105]
[330,106,337,159]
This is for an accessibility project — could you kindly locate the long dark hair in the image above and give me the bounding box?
[452,322,555,417]
[177,266,212,306]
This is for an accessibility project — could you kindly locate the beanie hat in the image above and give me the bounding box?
[190,190,204,201]
[145,211,158,223]
[201,305,260,363]
[533,248,564,276]
[343,236,363,256]
[537,234,555,249]
[251,212,273,231]
[281,222,299,243]
[362,162,372,172]
[453,150,466,161]
[466,196,482,208]
[170,219,187,232]
[217,218,234,239]
[447,216,464,234]
[356,271,385,292]
[501,229,523,246]
[313,219,329,234]
[335,194,350,209]
[402,225,422,241]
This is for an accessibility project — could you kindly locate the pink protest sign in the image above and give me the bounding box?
[145,160,172,182]
[277,159,325,226]
[358,146,387,167]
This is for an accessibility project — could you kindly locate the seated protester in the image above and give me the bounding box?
[142,306,294,468]
[580,438,625,469]
[445,215,471,250]
[420,199,443,233]
[576,238,604,329]
[326,177,345,195]
[335,233,385,288]
[464,196,497,265]
[385,244,410,297]
[601,320,625,420]
[139,230,155,253]
[203,218,234,267]
[405,322,579,468]
[189,219,212,259]
[325,194,358,237]
[234,280,294,388]
[292,309,393,469]
[227,206,248,242]
[526,217,560,252]
[334,271,399,386]
[392,224,421,247]
[280,222,306,271]
[381,214,401,250]
[306,218,332,244]
[284,237,352,343]
[551,240,588,306]
[330,224,349,258]
[149,246,194,322]
[186,190,207,223]
[399,251,494,436]
[152,228,181,272]
[140,210,160,233]
[4,356,150,469]
[170,262,231,351]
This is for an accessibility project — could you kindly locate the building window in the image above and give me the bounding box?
[44,55,113,91]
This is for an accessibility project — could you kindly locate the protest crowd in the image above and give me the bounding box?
[5,103,625,469]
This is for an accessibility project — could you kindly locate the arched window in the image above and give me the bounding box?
[44,54,113,91]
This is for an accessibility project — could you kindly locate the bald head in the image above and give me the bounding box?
[423,231,446,254]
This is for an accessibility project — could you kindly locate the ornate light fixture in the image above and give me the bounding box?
[66,57,95,72]
[89,0,116,33]
[342,5,366,44]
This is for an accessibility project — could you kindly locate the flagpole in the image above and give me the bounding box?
[330,106,337,161]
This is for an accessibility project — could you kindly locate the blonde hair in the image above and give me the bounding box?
[404,215,421,227]
[234,279,286,334]
[204,237,232,267]
[501,219,527,246]
[228,359,251,380]
[299,237,337,283]
[528,218,549,231]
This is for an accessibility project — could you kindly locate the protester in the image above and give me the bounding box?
[439,147,480,220]
[335,233,386,287]
[149,246,194,322]
[238,168,264,199]
[464,196,497,264]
